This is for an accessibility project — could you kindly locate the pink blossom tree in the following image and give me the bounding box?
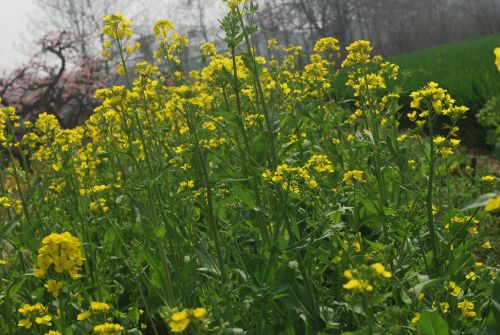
[0,31,109,128]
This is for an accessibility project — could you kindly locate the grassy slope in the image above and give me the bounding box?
[391,34,500,147]
[391,36,500,264]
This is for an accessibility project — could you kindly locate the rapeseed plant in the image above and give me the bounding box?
[0,1,498,334]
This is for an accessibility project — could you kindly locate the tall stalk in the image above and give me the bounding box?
[426,112,440,276]
[185,107,234,323]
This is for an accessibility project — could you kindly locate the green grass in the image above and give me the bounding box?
[391,34,500,147]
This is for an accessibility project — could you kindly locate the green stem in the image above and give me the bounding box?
[185,107,234,323]
[426,113,440,276]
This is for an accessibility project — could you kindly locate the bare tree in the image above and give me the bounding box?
[33,0,123,56]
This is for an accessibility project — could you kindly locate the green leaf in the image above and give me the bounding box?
[153,226,166,238]
[402,276,440,304]
[7,275,28,299]
[486,277,500,335]
[461,192,498,211]
[326,211,341,225]
[0,219,18,246]
[417,309,449,335]
[360,198,378,217]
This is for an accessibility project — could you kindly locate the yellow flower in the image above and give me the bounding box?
[468,226,478,235]
[485,195,500,211]
[409,82,467,118]
[342,40,373,68]
[343,279,373,292]
[200,42,216,56]
[482,241,492,249]
[153,19,174,40]
[411,312,420,324]
[440,301,450,313]
[371,263,392,278]
[169,309,191,333]
[18,318,32,328]
[44,279,63,298]
[116,63,125,76]
[482,175,496,182]
[45,331,63,335]
[281,83,291,95]
[305,154,334,174]
[77,311,92,321]
[202,121,217,132]
[308,179,318,189]
[225,0,247,10]
[0,259,7,265]
[407,111,417,121]
[457,299,476,318]
[397,134,408,142]
[439,147,453,158]
[433,136,446,145]
[18,303,46,315]
[125,42,141,55]
[101,14,132,40]
[416,120,426,127]
[0,196,23,214]
[343,170,365,187]
[90,301,111,313]
[408,159,417,170]
[34,231,84,279]
[78,301,111,321]
[152,19,188,64]
[93,322,125,334]
[447,281,461,297]
[313,37,340,54]
[35,315,52,326]
[465,271,476,281]
[192,307,207,320]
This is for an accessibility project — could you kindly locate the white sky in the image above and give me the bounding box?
[0,0,224,73]
[0,0,34,72]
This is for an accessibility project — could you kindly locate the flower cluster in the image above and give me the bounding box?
[200,42,217,56]
[342,170,365,187]
[341,40,373,68]
[152,19,188,65]
[163,307,208,333]
[34,231,84,280]
[93,323,125,335]
[343,263,392,293]
[409,82,469,119]
[77,301,111,321]
[262,154,334,193]
[101,14,132,41]
[0,103,19,146]
[457,299,476,318]
[18,303,51,329]
[0,195,23,215]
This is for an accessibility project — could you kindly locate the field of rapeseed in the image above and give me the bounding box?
[1,1,499,334]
